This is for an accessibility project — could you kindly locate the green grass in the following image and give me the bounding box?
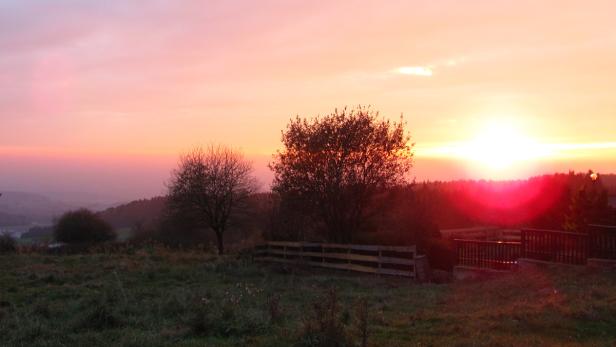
[1,248,615,346]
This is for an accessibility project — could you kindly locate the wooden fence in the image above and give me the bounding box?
[254,241,417,278]
[443,227,520,242]
[455,239,521,270]
[589,224,616,260]
[456,226,616,270]
[521,228,589,265]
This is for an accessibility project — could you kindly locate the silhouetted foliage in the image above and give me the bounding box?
[0,232,17,253]
[166,145,257,254]
[54,209,116,244]
[261,192,314,242]
[270,106,414,243]
[564,171,612,232]
[97,196,166,229]
[374,184,440,250]
[296,288,354,347]
[410,172,605,231]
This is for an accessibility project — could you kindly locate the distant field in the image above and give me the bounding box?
[1,249,615,346]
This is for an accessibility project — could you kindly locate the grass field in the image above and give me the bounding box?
[1,248,615,347]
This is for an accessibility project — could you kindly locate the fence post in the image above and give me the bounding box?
[378,249,382,275]
[521,229,526,259]
[455,240,460,267]
[321,245,325,264]
[346,246,351,272]
[588,226,595,259]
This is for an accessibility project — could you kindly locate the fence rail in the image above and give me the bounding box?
[456,226,616,270]
[589,225,616,260]
[521,228,588,265]
[455,239,521,270]
[254,241,416,278]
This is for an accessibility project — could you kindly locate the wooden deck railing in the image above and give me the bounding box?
[589,224,616,260]
[521,228,588,265]
[455,239,521,271]
[254,241,417,278]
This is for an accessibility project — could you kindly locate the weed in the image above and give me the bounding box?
[267,293,282,324]
[296,288,354,347]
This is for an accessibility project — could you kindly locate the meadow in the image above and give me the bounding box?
[1,248,615,347]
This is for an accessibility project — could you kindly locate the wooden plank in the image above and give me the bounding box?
[261,242,415,254]
[266,249,414,266]
[521,228,587,237]
[264,249,301,257]
[254,256,301,265]
[377,268,414,278]
[321,243,374,251]
[266,241,303,248]
[378,256,415,266]
[306,261,378,274]
[312,251,378,263]
[454,239,521,245]
[320,243,416,253]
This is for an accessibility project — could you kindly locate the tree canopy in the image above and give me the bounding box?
[166,145,256,254]
[54,209,116,244]
[270,106,413,243]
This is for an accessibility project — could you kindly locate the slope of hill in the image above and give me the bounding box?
[97,196,167,228]
[0,211,29,227]
[0,191,119,226]
[0,191,71,224]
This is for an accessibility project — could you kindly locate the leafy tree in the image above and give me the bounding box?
[0,232,17,253]
[54,209,116,244]
[270,106,413,243]
[166,145,256,254]
[564,170,612,232]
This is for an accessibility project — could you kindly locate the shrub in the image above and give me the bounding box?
[425,237,456,271]
[54,209,116,244]
[355,298,369,347]
[267,293,282,324]
[296,288,354,347]
[0,232,17,253]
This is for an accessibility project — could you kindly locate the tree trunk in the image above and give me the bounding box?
[215,230,224,255]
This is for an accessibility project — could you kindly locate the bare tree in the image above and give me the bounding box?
[167,145,256,254]
[270,106,413,243]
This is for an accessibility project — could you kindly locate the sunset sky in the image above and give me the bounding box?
[1,0,616,201]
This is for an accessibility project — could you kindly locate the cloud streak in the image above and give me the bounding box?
[396,66,433,76]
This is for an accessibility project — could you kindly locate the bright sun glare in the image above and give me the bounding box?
[462,121,546,170]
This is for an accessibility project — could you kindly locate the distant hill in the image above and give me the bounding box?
[0,191,72,225]
[97,196,167,228]
[0,191,118,226]
[0,210,29,227]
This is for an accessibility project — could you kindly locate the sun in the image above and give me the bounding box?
[462,120,543,170]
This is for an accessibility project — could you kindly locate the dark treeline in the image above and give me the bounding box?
[416,172,614,231]
[93,172,615,241]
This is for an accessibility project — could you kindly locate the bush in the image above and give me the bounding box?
[54,209,116,244]
[0,232,17,253]
[296,288,354,347]
[425,237,456,271]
